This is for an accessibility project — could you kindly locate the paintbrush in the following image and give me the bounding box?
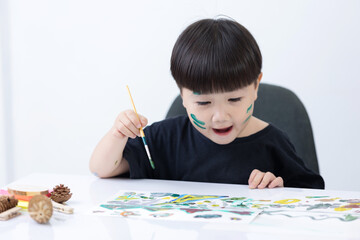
[126,85,155,170]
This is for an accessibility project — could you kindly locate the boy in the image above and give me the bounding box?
[90,18,325,189]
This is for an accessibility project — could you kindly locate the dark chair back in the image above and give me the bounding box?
[165,83,320,174]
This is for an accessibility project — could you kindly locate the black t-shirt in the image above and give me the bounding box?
[123,115,325,189]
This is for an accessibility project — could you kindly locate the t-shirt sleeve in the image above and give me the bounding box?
[272,131,325,189]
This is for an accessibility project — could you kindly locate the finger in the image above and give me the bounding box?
[116,121,137,139]
[111,128,126,138]
[249,171,265,189]
[121,111,144,136]
[138,115,148,127]
[258,172,276,189]
[268,177,284,188]
[124,110,143,129]
[248,169,260,185]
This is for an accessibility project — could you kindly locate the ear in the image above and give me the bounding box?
[254,72,263,100]
[180,88,186,108]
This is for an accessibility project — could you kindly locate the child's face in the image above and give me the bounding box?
[181,82,260,145]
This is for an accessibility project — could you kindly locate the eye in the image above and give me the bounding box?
[228,97,242,102]
[196,101,211,106]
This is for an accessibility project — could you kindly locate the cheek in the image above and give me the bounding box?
[190,112,207,129]
[246,104,253,114]
[242,103,253,123]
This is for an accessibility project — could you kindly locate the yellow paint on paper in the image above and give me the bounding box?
[116,196,139,201]
[169,195,220,204]
[252,204,265,208]
[335,203,360,211]
[274,199,301,204]
[334,208,352,212]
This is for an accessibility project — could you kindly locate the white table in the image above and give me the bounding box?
[0,173,359,240]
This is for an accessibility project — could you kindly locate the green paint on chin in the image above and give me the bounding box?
[190,113,205,125]
[247,104,253,113]
[193,121,206,129]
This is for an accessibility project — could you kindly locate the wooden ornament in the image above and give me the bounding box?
[51,200,74,214]
[28,195,53,224]
[0,207,21,221]
[0,195,18,213]
[7,185,49,196]
[50,184,72,203]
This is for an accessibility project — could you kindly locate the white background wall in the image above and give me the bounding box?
[0,24,5,187]
[1,0,359,191]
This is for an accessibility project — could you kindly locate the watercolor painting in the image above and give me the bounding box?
[91,191,261,223]
[91,191,360,223]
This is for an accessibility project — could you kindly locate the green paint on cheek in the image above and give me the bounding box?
[190,114,205,125]
[243,114,252,123]
[193,121,206,129]
[247,104,253,113]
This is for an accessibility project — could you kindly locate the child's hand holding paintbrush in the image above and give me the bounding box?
[111,86,155,169]
[111,109,148,140]
[89,86,153,178]
[110,86,149,140]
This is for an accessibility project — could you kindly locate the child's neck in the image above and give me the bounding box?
[238,117,269,138]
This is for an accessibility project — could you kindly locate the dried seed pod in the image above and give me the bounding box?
[0,195,18,213]
[50,184,72,203]
[28,195,53,224]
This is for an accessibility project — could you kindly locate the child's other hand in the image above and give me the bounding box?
[111,110,148,139]
[248,169,284,189]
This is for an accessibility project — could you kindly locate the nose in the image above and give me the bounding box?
[212,106,230,123]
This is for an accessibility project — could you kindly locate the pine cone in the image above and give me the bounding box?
[28,195,53,224]
[50,184,72,203]
[0,195,18,213]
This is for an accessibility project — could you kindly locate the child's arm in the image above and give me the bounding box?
[248,169,284,189]
[89,110,148,178]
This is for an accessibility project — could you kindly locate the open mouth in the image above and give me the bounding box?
[213,126,233,135]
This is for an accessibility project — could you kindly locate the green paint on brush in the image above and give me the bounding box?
[247,104,253,113]
[149,160,155,170]
[243,114,252,123]
[191,114,205,125]
[193,121,206,129]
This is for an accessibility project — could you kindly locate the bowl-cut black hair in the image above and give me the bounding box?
[171,18,262,94]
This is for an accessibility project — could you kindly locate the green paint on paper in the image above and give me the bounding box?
[191,114,205,125]
[306,196,330,199]
[243,114,252,123]
[306,203,332,211]
[344,214,358,222]
[247,104,253,113]
[340,199,360,203]
[222,197,247,201]
[194,214,222,219]
[193,121,206,129]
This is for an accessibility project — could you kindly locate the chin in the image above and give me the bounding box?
[210,136,235,145]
